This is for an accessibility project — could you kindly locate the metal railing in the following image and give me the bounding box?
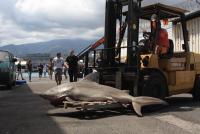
[80,45,139,75]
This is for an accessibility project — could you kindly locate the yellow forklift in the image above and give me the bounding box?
[138,3,200,101]
[82,0,200,101]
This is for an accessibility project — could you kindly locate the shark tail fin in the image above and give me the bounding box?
[131,96,168,117]
[132,101,142,117]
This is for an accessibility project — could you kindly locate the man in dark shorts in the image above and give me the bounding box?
[53,53,64,85]
[66,50,78,82]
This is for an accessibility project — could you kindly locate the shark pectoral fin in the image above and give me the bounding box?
[132,102,142,117]
[106,97,114,101]
[65,97,75,102]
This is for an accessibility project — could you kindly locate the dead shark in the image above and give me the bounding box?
[41,73,167,117]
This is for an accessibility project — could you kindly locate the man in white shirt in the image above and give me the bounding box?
[53,53,64,85]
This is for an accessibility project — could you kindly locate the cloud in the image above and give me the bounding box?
[0,0,105,46]
[14,0,105,29]
[0,0,198,46]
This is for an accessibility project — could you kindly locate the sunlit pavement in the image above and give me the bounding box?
[0,77,200,134]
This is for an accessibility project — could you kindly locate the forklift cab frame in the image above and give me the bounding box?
[87,0,200,99]
[140,3,189,54]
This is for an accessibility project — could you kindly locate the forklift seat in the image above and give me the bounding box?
[160,39,174,59]
[159,39,186,71]
[168,39,174,58]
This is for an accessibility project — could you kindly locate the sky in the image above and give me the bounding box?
[0,0,194,46]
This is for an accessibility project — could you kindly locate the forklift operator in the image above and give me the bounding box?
[151,14,169,55]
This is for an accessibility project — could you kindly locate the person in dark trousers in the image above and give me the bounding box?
[66,50,78,82]
[26,59,32,82]
[17,61,24,80]
[38,63,44,79]
[47,58,54,80]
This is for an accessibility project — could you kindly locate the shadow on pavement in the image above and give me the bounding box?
[165,96,200,111]
[48,104,172,120]
[48,95,200,119]
[0,84,65,134]
[48,107,136,120]
[145,95,200,116]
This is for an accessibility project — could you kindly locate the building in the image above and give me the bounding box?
[173,10,200,53]
[23,53,51,70]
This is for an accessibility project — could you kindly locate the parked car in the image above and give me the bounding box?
[0,50,17,89]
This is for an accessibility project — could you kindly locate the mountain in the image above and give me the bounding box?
[0,39,97,57]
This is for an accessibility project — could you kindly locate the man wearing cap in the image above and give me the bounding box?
[53,53,64,85]
[151,14,169,55]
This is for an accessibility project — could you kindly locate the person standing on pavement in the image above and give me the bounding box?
[17,61,24,80]
[26,59,32,82]
[63,63,68,80]
[66,50,78,82]
[38,63,44,79]
[43,64,47,78]
[47,58,53,80]
[53,53,64,85]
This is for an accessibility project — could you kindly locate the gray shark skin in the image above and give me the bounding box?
[41,73,167,117]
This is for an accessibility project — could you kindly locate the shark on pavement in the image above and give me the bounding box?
[41,73,167,117]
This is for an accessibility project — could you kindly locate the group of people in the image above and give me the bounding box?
[37,63,48,79]
[17,60,34,82]
[51,50,78,85]
[16,50,79,85]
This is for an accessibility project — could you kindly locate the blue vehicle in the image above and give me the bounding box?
[0,50,17,89]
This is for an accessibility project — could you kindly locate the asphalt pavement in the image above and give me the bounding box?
[0,77,200,134]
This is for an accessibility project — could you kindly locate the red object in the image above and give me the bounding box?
[162,19,169,25]
[156,28,169,49]
[91,37,105,49]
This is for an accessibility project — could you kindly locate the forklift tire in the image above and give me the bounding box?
[192,76,200,101]
[141,72,167,99]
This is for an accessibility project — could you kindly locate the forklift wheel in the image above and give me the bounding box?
[192,76,200,101]
[141,72,167,99]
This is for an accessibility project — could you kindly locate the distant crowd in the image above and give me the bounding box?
[16,50,79,85]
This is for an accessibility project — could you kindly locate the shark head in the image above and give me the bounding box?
[40,84,74,106]
[41,83,74,99]
[61,86,74,96]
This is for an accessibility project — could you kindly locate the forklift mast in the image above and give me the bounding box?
[104,0,141,67]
